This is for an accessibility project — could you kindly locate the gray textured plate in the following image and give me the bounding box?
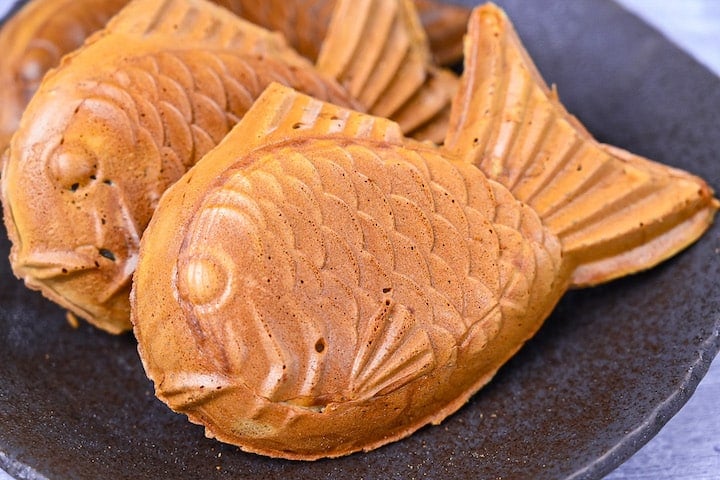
[1,0,719,479]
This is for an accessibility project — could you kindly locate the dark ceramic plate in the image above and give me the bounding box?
[1,0,719,479]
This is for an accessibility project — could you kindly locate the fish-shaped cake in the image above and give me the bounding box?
[0,0,129,150]
[1,0,456,334]
[214,0,470,66]
[0,0,466,151]
[130,6,718,460]
[444,2,720,285]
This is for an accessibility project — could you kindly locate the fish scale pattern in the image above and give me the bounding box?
[55,47,356,237]
[105,49,354,195]
[173,138,563,407]
[4,0,466,333]
[0,0,129,147]
[3,45,357,333]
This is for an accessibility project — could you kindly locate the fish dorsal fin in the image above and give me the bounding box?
[105,0,302,62]
[444,4,718,286]
[220,82,404,158]
[315,0,457,143]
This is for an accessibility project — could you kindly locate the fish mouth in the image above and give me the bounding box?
[14,245,136,305]
[15,247,100,279]
[14,244,136,333]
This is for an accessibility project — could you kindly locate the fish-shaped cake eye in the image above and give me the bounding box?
[3,0,718,461]
[131,65,717,459]
[49,148,99,192]
[177,254,233,308]
[1,0,462,333]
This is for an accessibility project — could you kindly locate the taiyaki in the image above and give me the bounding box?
[130,6,718,460]
[0,0,466,151]
[0,0,128,150]
[213,0,470,66]
[443,5,719,285]
[1,0,456,334]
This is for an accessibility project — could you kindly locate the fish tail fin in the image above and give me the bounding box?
[443,4,718,286]
[106,0,302,62]
[315,0,457,143]
[537,144,717,287]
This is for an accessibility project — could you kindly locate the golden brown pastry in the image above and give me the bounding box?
[315,0,458,143]
[198,0,470,65]
[442,4,717,285]
[0,0,128,151]
[414,0,470,65]
[1,0,354,334]
[130,5,717,460]
[1,0,455,333]
[0,0,466,151]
